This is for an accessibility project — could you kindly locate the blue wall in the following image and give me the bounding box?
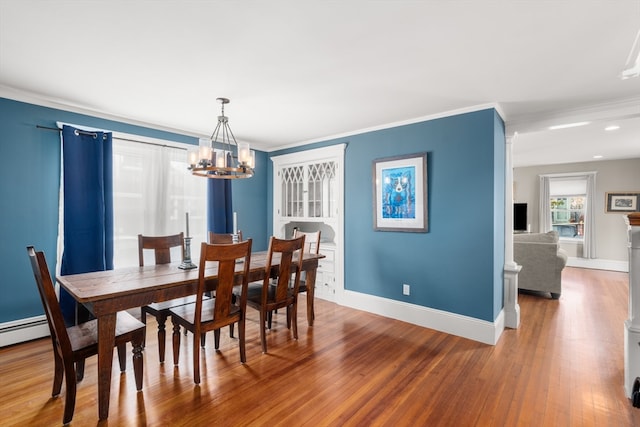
[0,97,268,324]
[269,108,506,322]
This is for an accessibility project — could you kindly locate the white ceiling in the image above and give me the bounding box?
[1,1,639,167]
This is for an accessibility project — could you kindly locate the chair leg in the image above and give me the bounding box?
[259,309,267,353]
[201,332,207,348]
[75,359,85,382]
[63,359,77,425]
[238,319,246,363]
[267,310,273,329]
[229,323,235,338]
[214,329,221,349]
[51,348,64,396]
[286,306,291,329]
[116,343,127,372]
[291,303,298,340]
[132,332,144,391]
[172,320,181,366]
[193,334,201,385]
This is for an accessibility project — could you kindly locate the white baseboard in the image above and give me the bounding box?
[0,315,50,347]
[336,290,504,345]
[566,257,628,272]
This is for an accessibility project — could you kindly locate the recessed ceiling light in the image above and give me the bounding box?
[548,121,591,130]
[605,125,620,131]
[593,155,603,159]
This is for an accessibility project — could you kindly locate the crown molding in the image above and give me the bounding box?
[268,102,505,153]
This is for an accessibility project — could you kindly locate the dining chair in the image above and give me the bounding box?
[208,230,243,244]
[245,235,305,353]
[292,229,321,325]
[26,246,145,425]
[138,233,206,363]
[209,230,245,338]
[169,239,252,384]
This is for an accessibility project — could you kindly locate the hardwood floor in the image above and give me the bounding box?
[2,267,640,426]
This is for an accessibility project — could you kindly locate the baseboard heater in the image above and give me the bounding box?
[0,315,49,347]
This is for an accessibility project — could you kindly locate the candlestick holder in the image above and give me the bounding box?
[178,236,197,270]
[232,233,239,244]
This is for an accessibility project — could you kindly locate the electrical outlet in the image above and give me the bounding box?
[403,284,410,295]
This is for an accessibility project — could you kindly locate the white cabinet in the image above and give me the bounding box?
[272,144,345,302]
[315,245,335,300]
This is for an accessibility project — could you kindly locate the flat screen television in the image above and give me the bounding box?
[514,203,527,232]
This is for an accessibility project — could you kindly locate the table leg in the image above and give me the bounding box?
[97,312,116,420]
[305,268,318,326]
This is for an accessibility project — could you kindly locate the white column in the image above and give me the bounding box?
[624,213,640,397]
[504,133,521,329]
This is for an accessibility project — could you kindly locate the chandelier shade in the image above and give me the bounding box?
[188,98,255,179]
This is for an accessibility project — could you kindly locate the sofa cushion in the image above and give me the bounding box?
[513,231,558,244]
[513,230,564,297]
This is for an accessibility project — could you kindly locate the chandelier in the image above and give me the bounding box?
[188,97,255,179]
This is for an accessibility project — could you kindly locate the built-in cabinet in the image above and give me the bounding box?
[272,144,345,302]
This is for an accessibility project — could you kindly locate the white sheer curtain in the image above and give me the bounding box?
[538,175,551,232]
[583,173,597,258]
[112,138,207,268]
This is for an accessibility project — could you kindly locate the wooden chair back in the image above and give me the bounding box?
[263,235,305,309]
[246,235,305,353]
[196,240,252,329]
[208,230,243,244]
[291,230,320,324]
[138,233,184,266]
[293,229,321,255]
[27,246,73,362]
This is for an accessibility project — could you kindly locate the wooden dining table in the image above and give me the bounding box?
[56,250,324,421]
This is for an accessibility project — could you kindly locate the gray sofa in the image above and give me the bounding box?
[513,231,568,299]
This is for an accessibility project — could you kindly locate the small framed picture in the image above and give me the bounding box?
[605,192,640,213]
[372,153,428,232]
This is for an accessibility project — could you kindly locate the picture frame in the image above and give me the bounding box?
[373,152,428,232]
[605,192,640,213]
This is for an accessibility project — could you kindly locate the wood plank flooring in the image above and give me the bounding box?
[2,267,640,426]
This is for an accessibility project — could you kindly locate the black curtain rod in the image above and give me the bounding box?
[36,125,187,150]
[37,125,106,139]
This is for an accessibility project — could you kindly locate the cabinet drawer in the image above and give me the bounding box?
[318,261,334,273]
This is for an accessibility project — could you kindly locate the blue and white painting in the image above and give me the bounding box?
[381,166,416,219]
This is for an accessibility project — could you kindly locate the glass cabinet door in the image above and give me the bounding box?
[307,161,337,218]
[279,160,337,218]
[281,165,304,217]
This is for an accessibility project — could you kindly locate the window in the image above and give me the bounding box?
[550,195,585,240]
[539,172,596,258]
[112,137,207,268]
[548,177,587,241]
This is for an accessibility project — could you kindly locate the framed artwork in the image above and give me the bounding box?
[605,192,640,213]
[372,153,428,232]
